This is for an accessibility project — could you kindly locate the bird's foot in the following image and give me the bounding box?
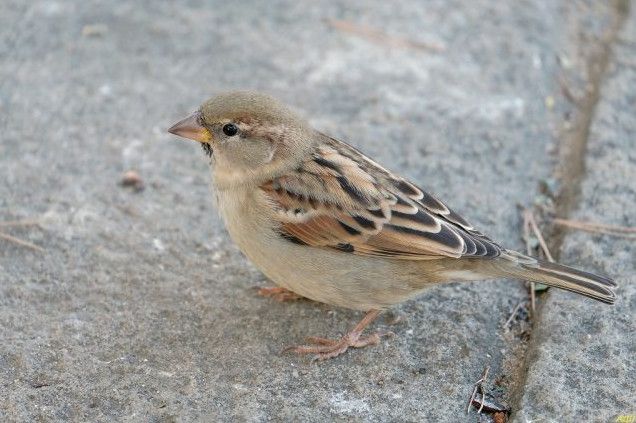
[283,309,392,361]
[255,286,303,302]
[285,331,392,361]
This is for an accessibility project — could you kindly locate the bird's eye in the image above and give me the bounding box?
[222,123,238,136]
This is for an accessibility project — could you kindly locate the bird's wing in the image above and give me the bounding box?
[260,133,502,260]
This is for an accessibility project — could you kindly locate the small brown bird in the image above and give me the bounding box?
[168,91,616,360]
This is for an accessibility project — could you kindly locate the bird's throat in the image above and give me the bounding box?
[201,142,214,157]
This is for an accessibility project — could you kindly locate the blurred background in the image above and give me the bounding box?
[1,1,634,421]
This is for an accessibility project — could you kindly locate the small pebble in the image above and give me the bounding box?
[120,170,144,192]
[82,23,108,37]
[545,95,555,110]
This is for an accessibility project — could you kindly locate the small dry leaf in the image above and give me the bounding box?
[493,411,507,423]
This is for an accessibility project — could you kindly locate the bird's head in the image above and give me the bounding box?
[168,91,313,187]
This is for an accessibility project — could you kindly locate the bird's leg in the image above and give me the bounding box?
[285,309,391,361]
[256,286,303,302]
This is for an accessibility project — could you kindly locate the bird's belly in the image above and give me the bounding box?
[216,187,441,310]
[241,234,421,310]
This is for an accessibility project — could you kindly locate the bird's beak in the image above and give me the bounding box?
[167,111,212,143]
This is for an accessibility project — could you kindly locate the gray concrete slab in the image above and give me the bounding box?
[514,7,636,422]
[0,0,629,421]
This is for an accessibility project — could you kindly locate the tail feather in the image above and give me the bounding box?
[499,251,617,304]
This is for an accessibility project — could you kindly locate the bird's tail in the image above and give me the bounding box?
[496,250,617,304]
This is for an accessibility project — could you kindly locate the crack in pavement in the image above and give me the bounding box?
[507,0,631,417]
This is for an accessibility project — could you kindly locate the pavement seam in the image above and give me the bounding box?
[549,0,631,251]
[507,0,631,417]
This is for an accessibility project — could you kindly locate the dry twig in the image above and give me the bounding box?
[0,231,44,252]
[522,210,537,312]
[504,301,525,331]
[325,19,445,52]
[524,210,554,262]
[467,366,490,414]
[467,366,509,418]
[522,209,556,312]
[553,217,636,239]
[0,219,41,228]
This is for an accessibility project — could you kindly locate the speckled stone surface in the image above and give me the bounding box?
[0,1,631,421]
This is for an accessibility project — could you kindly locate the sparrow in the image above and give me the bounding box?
[168,91,616,361]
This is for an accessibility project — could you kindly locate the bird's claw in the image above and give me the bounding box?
[254,286,303,302]
[283,330,393,361]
